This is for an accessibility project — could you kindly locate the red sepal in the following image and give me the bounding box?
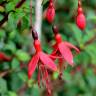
[59,43,74,66]
[28,54,39,79]
[64,41,80,53]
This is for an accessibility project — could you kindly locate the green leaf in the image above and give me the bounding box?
[0,14,3,21]
[18,71,28,82]
[6,2,15,12]
[0,78,7,94]
[67,23,83,45]
[11,58,20,69]
[0,6,5,12]
[8,12,17,30]
[0,29,5,38]
[4,41,16,53]
[16,50,30,61]
[7,91,17,96]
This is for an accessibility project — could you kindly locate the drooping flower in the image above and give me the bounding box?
[0,52,11,61]
[28,28,57,94]
[46,0,55,23]
[76,0,86,30]
[51,25,80,70]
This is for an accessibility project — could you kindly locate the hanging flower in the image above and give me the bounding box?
[76,0,86,30]
[0,52,11,61]
[46,0,55,23]
[28,28,57,94]
[51,25,80,70]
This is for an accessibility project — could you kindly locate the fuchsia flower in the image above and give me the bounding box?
[0,52,11,61]
[28,28,57,94]
[51,25,80,68]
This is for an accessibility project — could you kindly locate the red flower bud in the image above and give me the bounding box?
[46,2,55,23]
[76,13,86,30]
[76,0,86,30]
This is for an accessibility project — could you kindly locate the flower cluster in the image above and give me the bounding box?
[28,26,80,94]
[27,0,86,95]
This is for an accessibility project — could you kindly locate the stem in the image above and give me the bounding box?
[30,0,38,40]
[30,0,32,28]
[0,13,8,27]
[15,0,26,8]
[78,0,82,7]
[34,0,42,40]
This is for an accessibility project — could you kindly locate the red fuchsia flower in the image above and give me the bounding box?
[46,0,55,23]
[76,0,86,30]
[28,28,57,94]
[0,52,11,61]
[51,25,80,71]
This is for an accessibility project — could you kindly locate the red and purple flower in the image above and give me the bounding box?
[51,25,80,71]
[28,28,57,94]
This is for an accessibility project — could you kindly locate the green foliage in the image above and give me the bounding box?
[0,0,96,96]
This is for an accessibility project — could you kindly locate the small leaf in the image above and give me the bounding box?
[0,78,7,94]
[6,2,15,12]
[18,71,28,82]
[7,91,17,96]
[11,58,20,69]
[0,6,5,12]
[16,50,30,62]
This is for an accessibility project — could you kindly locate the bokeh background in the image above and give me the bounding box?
[0,0,96,96]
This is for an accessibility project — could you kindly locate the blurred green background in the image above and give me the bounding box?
[0,0,96,96]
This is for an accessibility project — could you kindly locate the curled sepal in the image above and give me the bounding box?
[64,42,80,53]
